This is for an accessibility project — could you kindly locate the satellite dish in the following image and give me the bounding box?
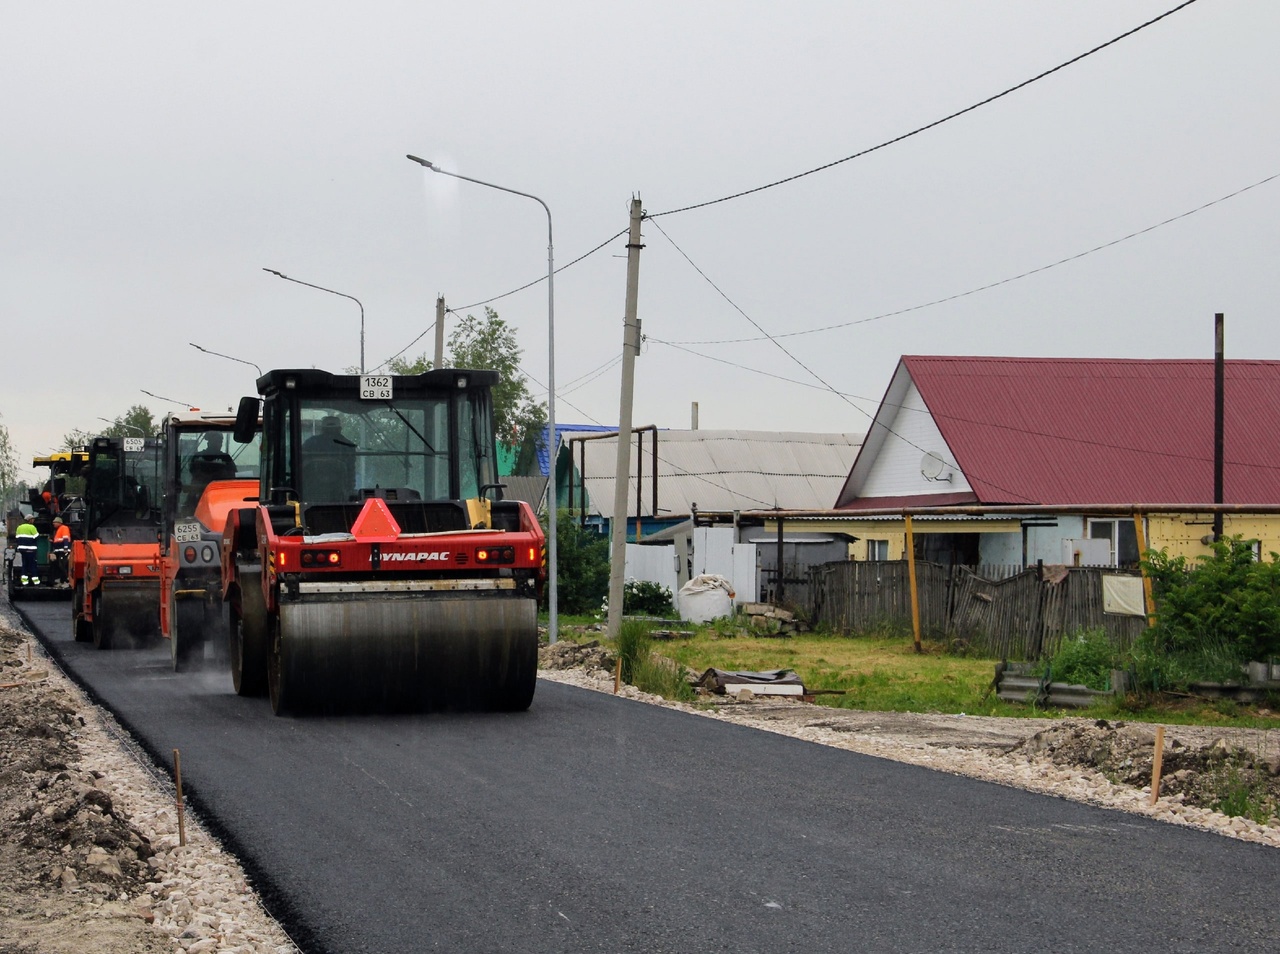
[920,451,952,482]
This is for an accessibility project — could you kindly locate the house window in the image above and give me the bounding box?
[1087,519,1139,567]
[867,539,889,561]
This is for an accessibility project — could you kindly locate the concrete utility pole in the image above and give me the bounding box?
[606,197,645,641]
[434,296,447,368]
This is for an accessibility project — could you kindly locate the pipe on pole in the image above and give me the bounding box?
[435,296,447,369]
[1213,312,1225,542]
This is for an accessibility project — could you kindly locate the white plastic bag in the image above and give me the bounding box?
[677,574,735,622]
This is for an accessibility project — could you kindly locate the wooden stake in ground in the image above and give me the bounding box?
[614,657,622,694]
[173,748,187,846]
[1149,725,1166,806]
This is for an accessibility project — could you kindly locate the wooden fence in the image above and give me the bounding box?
[808,561,1149,660]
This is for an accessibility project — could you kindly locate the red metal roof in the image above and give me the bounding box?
[893,356,1280,506]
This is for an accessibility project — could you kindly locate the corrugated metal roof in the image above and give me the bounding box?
[568,430,863,519]
[855,356,1280,506]
[499,475,548,509]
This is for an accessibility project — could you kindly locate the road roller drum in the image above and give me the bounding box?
[270,593,537,714]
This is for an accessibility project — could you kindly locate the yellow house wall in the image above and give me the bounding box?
[1146,513,1280,560]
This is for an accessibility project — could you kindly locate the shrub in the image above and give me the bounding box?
[1126,632,1246,692]
[615,619,651,684]
[1143,537,1280,662]
[622,580,674,617]
[546,510,610,615]
[1042,628,1118,691]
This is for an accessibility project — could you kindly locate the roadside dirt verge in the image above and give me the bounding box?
[0,606,297,954]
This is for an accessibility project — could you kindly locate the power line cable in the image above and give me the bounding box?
[647,337,1280,474]
[660,170,1280,346]
[649,0,1202,219]
[649,217,1042,502]
[370,228,629,372]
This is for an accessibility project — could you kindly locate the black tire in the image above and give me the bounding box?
[91,591,112,650]
[489,630,539,712]
[171,597,206,672]
[230,580,268,697]
[267,613,290,715]
[72,582,92,642]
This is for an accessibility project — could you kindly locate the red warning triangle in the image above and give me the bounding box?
[351,497,402,543]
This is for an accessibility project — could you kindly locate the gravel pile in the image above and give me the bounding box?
[0,606,297,954]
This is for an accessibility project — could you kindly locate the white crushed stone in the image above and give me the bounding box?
[5,606,300,954]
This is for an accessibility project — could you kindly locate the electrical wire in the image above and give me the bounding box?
[648,0,1202,219]
[645,338,1280,474]
[659,170,1280,346]
[369,228,629,373]
[648,216,1042,502]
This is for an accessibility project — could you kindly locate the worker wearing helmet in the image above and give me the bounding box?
[15,514,40,586]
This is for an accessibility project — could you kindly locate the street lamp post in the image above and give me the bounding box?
[97,417,145,436]
[406,154,559,644]
[263,268,366,373]
[189,342,262,377]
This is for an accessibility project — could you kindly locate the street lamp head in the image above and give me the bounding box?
[406,154,436,171]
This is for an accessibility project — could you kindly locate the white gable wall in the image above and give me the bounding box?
[859,381,973,498]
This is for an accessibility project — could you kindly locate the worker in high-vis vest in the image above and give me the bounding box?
[15,515,40,585]
[51,517,72,583]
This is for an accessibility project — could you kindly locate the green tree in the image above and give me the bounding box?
[546,510,610,614]
[387,307,547,466]
[0,414,19,512]
[104,404,159,438]
[61,428,94,451]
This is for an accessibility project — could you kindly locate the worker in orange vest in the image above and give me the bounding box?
[51,517,73,583]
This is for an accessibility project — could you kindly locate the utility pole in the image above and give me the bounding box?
[607,197,644,641]
[434,296,447,368]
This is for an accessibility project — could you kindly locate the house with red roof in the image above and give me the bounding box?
[828,355,1280,566]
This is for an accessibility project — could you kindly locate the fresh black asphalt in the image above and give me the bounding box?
[16,599,1280,953]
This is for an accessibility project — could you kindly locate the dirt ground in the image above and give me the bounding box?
[2,625,1277,954]
[0,624,171,954]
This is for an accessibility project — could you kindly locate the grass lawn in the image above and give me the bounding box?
[546,615,1280,729]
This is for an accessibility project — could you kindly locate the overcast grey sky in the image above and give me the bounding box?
[3,1,1277,483]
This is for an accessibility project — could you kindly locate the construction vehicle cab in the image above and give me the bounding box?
[73,435,164,648]
[4,451,87,601]
[160,412,261,670]
[224,369,544,714]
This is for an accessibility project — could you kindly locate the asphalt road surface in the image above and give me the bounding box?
[18,599,1280,954]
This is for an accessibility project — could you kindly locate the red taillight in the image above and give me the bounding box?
[475,546,514,565]
[183,546,197,563]
[301,549,342,567]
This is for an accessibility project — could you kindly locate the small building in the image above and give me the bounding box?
[563,428,863,602]
[822,355,1280,565]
